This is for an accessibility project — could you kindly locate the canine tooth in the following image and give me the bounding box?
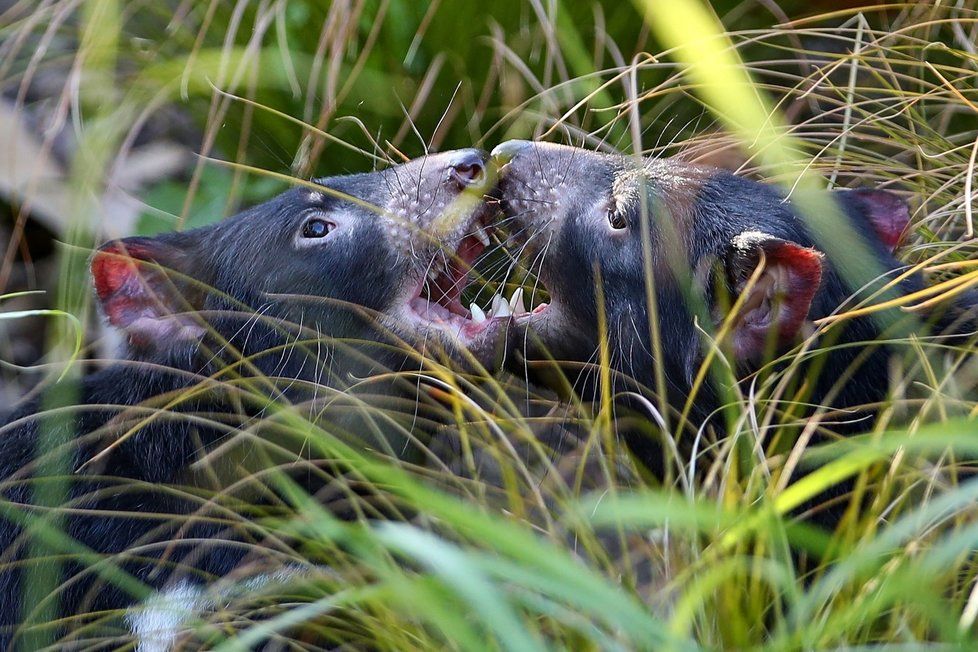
[508,288,525,314]
[490,293,506,316]
[470,303,487,324]
[495,296,512,318]
[474,225,491,246]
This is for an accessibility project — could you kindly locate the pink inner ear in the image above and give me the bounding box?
[91,245,162,344]
[91,242,155,303]
[765,242,823,344]
[91,242,203,347]
[850,189,910,251]
[731,235,824,362]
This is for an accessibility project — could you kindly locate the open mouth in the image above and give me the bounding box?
[406,211,548,339]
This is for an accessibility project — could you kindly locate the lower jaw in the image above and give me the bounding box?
[398,279,552,362]
[410,319,510,371]
[415,314,507,344]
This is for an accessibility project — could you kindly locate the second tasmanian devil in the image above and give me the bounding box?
[490,139,976,516]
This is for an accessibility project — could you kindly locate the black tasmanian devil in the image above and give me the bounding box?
[0,149,511,646]
[491,139,977,504]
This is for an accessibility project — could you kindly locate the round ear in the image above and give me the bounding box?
[838,188,910,253]
[90,234,207,350]
[724,231,824,362]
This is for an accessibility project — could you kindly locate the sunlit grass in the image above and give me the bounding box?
[0,0,977,649]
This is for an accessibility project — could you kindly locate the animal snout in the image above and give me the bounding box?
[448,149,488,189]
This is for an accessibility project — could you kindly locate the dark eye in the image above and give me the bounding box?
[302,218,334,239]
[607,207,627,230]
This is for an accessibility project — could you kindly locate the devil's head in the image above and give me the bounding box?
[91,150,512,375]
[491,140,945,414]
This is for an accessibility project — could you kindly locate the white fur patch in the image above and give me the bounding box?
[126,581,207,652]
[126,566,311,651]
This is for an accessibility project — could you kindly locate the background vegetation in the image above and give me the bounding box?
[1,0,978,649]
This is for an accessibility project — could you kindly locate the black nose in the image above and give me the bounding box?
[448,149,487,188]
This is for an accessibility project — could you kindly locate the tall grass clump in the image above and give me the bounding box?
[0,0,977,649]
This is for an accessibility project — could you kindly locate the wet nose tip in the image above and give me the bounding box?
[448,148,488,188]
[490,140,532,164]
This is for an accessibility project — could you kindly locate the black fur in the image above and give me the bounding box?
[496,141,977,517]
[0,149,502,647]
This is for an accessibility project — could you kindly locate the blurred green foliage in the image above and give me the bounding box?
[117,0,829,226]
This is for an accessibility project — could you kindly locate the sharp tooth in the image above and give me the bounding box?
[470,303,486,324]
[490,293,506,316]
[474,225,491,246]
[508,288,525,314]
[495,295,512,318]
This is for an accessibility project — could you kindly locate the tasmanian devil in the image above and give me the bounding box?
[0,149,512,647]
[490,139,977,522]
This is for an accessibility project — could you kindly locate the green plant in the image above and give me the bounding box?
[1,0,977,649]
